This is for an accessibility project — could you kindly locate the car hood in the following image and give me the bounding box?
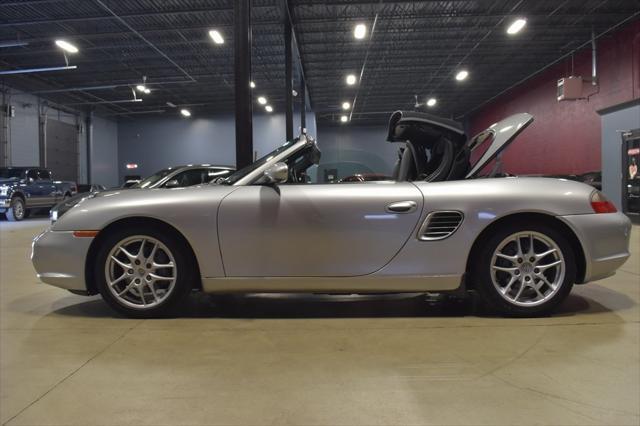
[0,178,20,186]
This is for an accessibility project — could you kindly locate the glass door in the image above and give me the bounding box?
[622,129,640,215]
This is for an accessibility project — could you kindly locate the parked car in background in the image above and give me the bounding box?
[131,164,235,189]
[339,173,393,182]
[576,171,602,190]
[77,184,106,194]
[0,167,77,221]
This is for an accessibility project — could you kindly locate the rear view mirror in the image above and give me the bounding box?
[261,162,288,185]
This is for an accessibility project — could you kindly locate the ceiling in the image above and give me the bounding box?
[1,0,639,124]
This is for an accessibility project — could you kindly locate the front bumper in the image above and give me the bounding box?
[31,229,93,291]
[1,198,10,208]
[560,212,632,283]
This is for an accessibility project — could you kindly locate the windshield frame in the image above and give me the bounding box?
[223,136,310,186]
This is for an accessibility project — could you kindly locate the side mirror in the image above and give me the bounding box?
[261,162,288,185]
[165,179,180,188]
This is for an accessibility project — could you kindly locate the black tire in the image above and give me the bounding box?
[94,225,196,318]
[472,222,576,317]
[5,197,26,221]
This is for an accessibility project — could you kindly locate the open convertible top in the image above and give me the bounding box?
[386,111,534,182]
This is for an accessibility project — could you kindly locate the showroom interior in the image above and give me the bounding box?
[1,0,639,425]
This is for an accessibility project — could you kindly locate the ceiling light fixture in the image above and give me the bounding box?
[346,74,357,85]
[136,84,146,92]
[340,115,348,123]
[265,105,273,112]
[506,18,527,35]
[250,81,256,88]
[55,40,78,53]
[426,98,437,107]
[166,101,176,108]
[455,70,469,81]
[209,30,224,44]
[342,101,351,110]
[257,96,267,105]
[143,88,151,94]
[180,109,191,117]
[354,23,367,39]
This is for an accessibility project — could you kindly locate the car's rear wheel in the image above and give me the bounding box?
[472,223,575,317]
[6,197,25,221]
[94,226,195,318]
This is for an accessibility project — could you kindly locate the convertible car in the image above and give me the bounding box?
[31,112,631,318]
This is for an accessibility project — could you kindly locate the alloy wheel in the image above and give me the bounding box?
[105,235,177,309]
[490,231,565,307]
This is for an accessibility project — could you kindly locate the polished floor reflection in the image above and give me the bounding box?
[1,218,639,425]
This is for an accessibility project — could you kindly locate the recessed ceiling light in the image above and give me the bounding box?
[180,109,191,117]
[506,18,527,35]
[346,74,357,85]
[340,115,348,123]
[455,70,469,81]
[55,40,78,53]
[265,105,273,112]
[426,98,437,107]
[354,23,367,39]
[257,96,267,105]
[136,85,146,92]
[209,30,224,44]
[250,81,256,88]
[342,101,351,110]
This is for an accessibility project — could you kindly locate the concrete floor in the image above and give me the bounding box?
[0,217,638,426]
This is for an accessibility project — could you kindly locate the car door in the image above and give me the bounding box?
[217,182,423,277]
[24,169,44,207]
[37,169,57,204]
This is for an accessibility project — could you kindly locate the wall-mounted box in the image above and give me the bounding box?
[557,76,583,101]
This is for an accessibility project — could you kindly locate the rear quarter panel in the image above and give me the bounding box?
[375,177,596,277]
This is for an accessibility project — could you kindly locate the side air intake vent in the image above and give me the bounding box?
[418,211,464,241]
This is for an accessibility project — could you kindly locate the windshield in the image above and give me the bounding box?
[0,168,24,179]
[222,140,295,185]
[133,168,173,188]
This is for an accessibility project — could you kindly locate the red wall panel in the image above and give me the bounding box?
[468,20,640,176]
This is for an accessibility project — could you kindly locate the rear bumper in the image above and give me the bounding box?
[559,212,632,283]
[31,229,92,291]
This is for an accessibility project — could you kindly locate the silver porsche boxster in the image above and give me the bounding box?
[31,112,632,318]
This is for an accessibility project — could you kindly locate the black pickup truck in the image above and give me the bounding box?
[0,167,77,221]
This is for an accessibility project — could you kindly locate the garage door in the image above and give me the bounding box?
[46,119,78,182]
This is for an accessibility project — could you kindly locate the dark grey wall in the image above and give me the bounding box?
[117,111,316,182]
[600,103,640,209]
[314,124,395,181]
[91,115,119,187]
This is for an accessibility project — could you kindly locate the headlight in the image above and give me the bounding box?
[50,193,94,224]
[0,186,7,196]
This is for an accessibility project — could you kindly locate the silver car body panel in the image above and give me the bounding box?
[31,113,633,294]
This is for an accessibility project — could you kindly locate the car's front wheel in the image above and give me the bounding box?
[6,197,26,221]
[473,223,576,317]
[94,226,195,318]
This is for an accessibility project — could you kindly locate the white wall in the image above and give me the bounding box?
[2,87,120,185]
[91,115,119,187]
[6,89,40,166]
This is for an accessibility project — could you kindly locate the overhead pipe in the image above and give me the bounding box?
[0,41,28,48]
[591,29,597,86]
[0,65,77,75]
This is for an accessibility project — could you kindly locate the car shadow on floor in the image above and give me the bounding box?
[47,287,634,320]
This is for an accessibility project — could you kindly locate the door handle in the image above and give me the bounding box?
[385,201,417,213]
